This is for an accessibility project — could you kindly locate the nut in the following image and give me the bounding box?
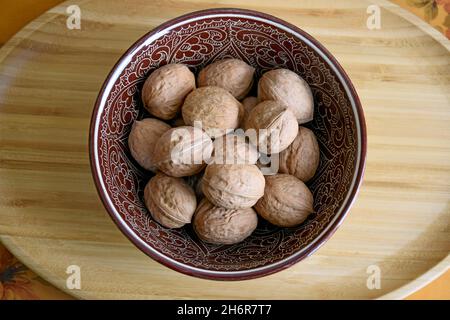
[144,172,197,228]
[258,69,314,124]
[255,174,314,227]
[279,126,320,182]
[198,59,255,100]
[193,198,258,245]
[128,118,171,171]
[142,64,195,120]
[245,100,299,154]
[153,126,213,177]
[240,96,258,127]
[210,133,259,165]
[182,86,242,138]
[202,164,265,209]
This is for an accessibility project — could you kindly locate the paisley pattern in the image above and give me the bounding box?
[95,15,359,272]
[392,0,450,39]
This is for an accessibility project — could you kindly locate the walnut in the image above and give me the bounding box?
[153,126,213,177]
[245,100,299,154]
[202,164,265,209]
[182,86,242,138]
[144,172,197,228]
[128,118,171,171]
[198,59,255,100]
[210,133,259,165]
[255,174,314,227]
[193,198,258,245]
[279,126,320,182]
[142,64,195,120]
[258,69,314,124]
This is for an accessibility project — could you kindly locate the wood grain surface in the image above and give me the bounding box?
[0,0,449,299]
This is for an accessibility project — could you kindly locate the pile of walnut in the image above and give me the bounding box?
[129,59,320,245]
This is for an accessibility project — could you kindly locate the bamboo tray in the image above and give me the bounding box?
[0,0,448,299]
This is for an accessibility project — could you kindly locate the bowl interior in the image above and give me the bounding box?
[91,10,362,279]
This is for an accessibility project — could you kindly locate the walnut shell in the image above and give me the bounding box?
[258,69,314,124]
[241,96,258,127]
[128,118,171,171]
[144,172,197,228]
[182,86,242,138]
[245,100,299,154]
[193,198,258,245]
[153,126,213,177]
[255,174,314,227]
[279,126,320,182]
[197,59,255,100]
[142,64,195,120]
[210,133,259,165]
[202,164,265,209]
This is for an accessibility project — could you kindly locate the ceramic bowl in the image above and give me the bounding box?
[89,8,366,280]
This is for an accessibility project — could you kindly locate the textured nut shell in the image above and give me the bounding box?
[193,198,258,245]
[210,133,259,165]
[128,118,171,171]
[241,96,258,127]
[245,100,299,154]
[198,59,255,100]
[182,86,242,138]
[255,174,314,227]
[202,164,265,209]
[258,69,314,124]
[153,126,213,177]
[142,64,195,120]
[144,173,197,228]
[279,126,320,182]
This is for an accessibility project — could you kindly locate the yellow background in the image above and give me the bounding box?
[0,0,448,300]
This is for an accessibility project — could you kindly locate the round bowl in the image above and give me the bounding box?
[89,8,366,280]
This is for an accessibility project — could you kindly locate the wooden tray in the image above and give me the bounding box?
[0,0,448,299]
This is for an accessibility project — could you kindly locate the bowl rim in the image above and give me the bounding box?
[89,7,367,281]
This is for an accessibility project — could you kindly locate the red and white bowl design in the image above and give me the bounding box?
[90,8,367,280]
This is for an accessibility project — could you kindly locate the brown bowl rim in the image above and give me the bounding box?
[89,8,367,281]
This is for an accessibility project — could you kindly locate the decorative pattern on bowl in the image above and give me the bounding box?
[90,8,366,280]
